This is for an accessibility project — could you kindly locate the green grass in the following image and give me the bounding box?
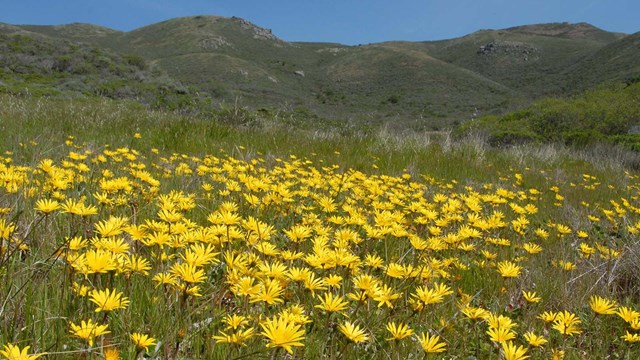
[459,82,640,151]
[1,93,640,360]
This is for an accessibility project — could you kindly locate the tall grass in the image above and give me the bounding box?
[1,94,639,359]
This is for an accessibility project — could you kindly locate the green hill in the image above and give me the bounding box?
[564,32,640,89]
[0,24,199,109]
[3,17,639,128]
[417,23,626,96]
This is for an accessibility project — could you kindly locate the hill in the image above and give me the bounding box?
[417,22,627,96]
[563,31,640,89]
[3,17,639,127]
[0,24,204,110]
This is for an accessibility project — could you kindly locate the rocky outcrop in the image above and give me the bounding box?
[199,36,232,50]
[231,17,285,43]
[477,41,540,61]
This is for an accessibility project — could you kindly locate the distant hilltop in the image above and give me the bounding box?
[1,16,638,124]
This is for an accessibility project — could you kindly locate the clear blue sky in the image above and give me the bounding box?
[3,0,638,45]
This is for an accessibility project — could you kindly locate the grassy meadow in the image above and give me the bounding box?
[1,95,640,359]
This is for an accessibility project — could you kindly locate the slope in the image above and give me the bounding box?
[564,31,640,89]
[420,22,625,96]
[0,24,195,109]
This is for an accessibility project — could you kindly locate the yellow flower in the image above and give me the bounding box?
[534,228,549,239]
[579,243,596,258]
[551,311,582,336]
[170,263,206,284]
[69,319,110,347]
[0,219,15,240]
[462,306,491,321]
[34,198,60,214]
[522,242,542,254]
[589,295,617,315]
[523,331,547,347]
[130,333,156,352]
[157,209,182,223]
[487,327,516,343]
[78,249,118,275]
[487,314,517,331]
[556,224,572,235]
[411,283,453,309]
[537,311,557,323]
[501,341,529,360]
[260,316,305,354]
[250,278,284,305]
[496,260,522,278]
[522,290,541,303]
[385,322,414,341]
[94,216,128,238]
[89,288,130,312]
[103,347,120,360]
[0,344,44,360]
[181,243,219,268]
[72,282,91,296]
[231,276,260,297]
[123,254,151,275]
[373,284,402,308]
[323,274,343,288]
[338,321,368,343]
[621,331,640,343]
[418,332,446,353]
[212,328,255,346]
[314,292,349,314]
[616,306,640,323]
[303,273,327,295]
[222,314,249,330]
[549,349,564,360]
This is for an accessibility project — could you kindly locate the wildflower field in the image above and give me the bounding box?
[1,96,640,359]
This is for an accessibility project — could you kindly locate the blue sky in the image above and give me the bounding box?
[3,0,638,45]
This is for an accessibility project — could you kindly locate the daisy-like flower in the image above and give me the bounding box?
[170,263,206,284]
[418,332,446,353]
[552,311,582,336]
[523,331,547,347]
[260,315,305,354]
[386,322,414,341]
[487,327,516,343]
[537,311,557,323]
[250,278,284,305]
[462,306,491,321]
[487,314,517,331]
[589,295,617,315]
[89,288,130,312]
[616,306,640,323]
[621,331,640,343]
[69,319,110,347]
[338,321,368,343]
[551,349,565,360]
[323,274,343,288]
[522,243,543,254]
[34,198,60,214]
[212,328,256,346]
[103,347,120,360]
[314,292,349,314]
[0,344,44,360]
[222,314,249,330]
[497,261,522,278]
[130,333,156,352]
[522,290,541,303]
[501,341,529,360]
